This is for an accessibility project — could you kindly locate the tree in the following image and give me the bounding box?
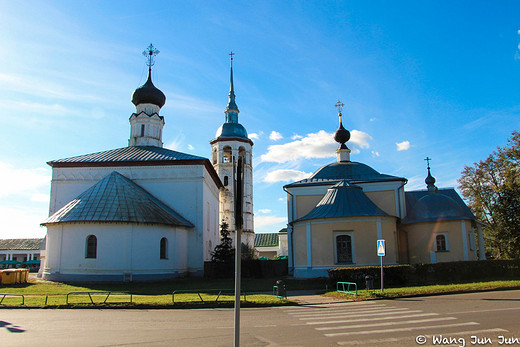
[211,221,235,262]
[458,131,520,259]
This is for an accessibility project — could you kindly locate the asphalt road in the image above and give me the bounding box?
[1,289,519,346]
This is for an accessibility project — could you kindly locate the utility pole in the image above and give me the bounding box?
[234,156,244,347]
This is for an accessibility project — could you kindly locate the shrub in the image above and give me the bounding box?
[328,260,520,288]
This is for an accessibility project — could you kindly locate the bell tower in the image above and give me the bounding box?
[210,53,254,248]
[129,44,166,147]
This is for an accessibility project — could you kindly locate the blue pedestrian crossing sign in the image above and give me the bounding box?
[377,239,386,256]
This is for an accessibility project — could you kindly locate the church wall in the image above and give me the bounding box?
[364,190,397,216]
[404,220,475,264]
[43,223,190,281]
[48,164,219,277]
[292,217,398,277]
[295,195,325,219]
[292,224,307,268]
[202,168,220,263]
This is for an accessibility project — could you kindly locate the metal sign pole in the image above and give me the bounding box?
[380,255,384,292]
[377,239,385,293]
[234,157,243,347]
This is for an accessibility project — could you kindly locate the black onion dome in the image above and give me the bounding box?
[131,71,166,108]
[425,168,436,187]
[334,121,350,146]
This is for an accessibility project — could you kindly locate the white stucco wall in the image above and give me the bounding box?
[45,163,220,278]
[43,223,189,281]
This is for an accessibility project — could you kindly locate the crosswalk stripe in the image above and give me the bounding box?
[325,321,480,337]
[289,305,392,315]
[295,307,414,319]
[316,317,457,331]
[280,301,377,312]
[306,312,439,325]
[287,303,386,313]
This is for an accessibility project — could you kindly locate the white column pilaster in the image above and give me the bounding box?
[306,223,312,268]
[461,221,469,261]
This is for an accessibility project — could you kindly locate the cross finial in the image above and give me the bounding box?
[229,51,235,61]
[142,43,160,68]
[424,157,432,169]
[335,100,345,115]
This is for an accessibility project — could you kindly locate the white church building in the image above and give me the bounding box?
[41,46,253,281]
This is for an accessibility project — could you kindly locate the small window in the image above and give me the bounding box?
[436,234,447,252]
[140,124,145,137]
[224,176,229,186]
[160,237,168,259]
[336,234,353,263]
[86,235,97,259]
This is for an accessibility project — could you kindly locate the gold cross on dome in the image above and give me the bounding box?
[335,100,344,114]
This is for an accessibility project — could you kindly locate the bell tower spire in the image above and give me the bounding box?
[210,52,254,249]
[225,51,239,123]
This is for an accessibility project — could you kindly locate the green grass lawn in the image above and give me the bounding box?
[326,280,520,300]
[1,277,519,308]
[0,276,305,307]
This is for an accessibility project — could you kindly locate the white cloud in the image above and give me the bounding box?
[396,141,411,151]
[350,130,372,149]
[258,209,272,214]
[254,215,287,229]
[278,198,284,201]
[269,131,283,141]
[260,130,372,163]
[370,117,376,122]
[30,193,51,203]
[188,144,194,150]
[249,131,263,141]
[291,134,303,140]
[371,151,380,157]
[0,205,47,239]
[0,162,50,199]
[165,134,186,151]
[264,169,312,183]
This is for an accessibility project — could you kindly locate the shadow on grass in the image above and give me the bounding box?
[61,277,329,295]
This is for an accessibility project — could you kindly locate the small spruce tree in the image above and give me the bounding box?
[211,221,235,262]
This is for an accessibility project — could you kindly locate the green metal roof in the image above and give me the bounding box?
[285,161,406,188]
[254,233,279,248]
[47,146,206,166]
[41,171,193,227]
[403,188,476,224]
[294,180,389,223]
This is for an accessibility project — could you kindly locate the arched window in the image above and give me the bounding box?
[140,124,145,137]
[223,146,232,163]
[238,146,246,165]
[436,234,447,251]
[223,176,229,186]
[86,235,97,259]
[336,234,353,263]
[160,237,168,259]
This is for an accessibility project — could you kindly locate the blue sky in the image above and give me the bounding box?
[1,1,520,239]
